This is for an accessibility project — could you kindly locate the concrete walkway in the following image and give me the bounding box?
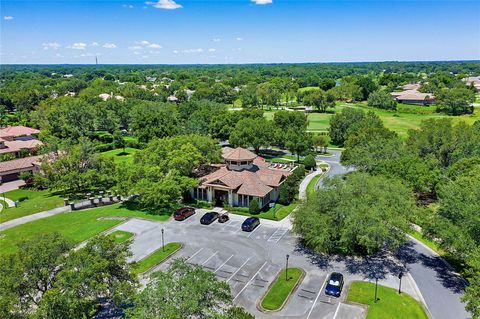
[0,206,71,231]
[0,196,15,208]
[0,180,25,193]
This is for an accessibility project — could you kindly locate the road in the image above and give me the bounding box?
[316,149,470,319]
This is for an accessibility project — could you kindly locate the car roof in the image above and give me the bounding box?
[330,272,343,279]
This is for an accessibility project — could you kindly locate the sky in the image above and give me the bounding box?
[1,0,479,64]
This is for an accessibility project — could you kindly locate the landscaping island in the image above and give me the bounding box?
[347,281,428,319]
[133,242,182,274]
[260,268,304,311]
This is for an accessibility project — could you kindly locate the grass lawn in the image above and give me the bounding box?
[133,242,182,274]
[306,174,321,198]
[100,147,138,164]
[261,268,303,311]
[228,202,296,221]
[0,203,171,256]
[0,188,64,223]
[347,281,428,319]
[108,230,134,244]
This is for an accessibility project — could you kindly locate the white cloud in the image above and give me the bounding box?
[208,48,216,52]
[3,16,14,20]
[173,50,179,54]
[122,4,134,8]
[182,48,203,53]
[251,0,272,4]
[212,38,221,42]
[66,42,87,50]
[129,45,142,50]
[145,0,182,10]
[148,43,162,49]
[42,42,61,50]
[134,40,162,49]
[139,40,150,45]
[102,43,117,49]
[236,37,243,41]
[91,42,99,46]
[133,51,140,55]
[55,53,64,58]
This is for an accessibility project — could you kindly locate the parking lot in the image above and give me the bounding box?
[113,210,413,319]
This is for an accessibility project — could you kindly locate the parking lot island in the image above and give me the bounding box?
[133,242,183,275]
[259,268,304,312]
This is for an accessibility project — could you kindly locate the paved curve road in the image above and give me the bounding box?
[316,149,470,319]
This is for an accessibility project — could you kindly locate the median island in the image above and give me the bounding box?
[347,281,428,319]
[260,268,304,311]
[133,242,182,274]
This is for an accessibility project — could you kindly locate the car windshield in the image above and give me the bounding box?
[328,279,340,286]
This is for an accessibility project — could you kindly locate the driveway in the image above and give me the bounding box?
[113,212,418,319]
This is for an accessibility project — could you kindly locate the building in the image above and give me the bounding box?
[391,90,435,105]
[191,147,293,208]
[463,76,480,92]
[0,126,43,158]
[0,155,43,183]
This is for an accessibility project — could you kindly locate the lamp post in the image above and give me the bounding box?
[161,228,165,252]
[398,271,404,294]
[374,277,378,303]
[285,254,290,281]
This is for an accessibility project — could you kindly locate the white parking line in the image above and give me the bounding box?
[267,228,282,241]
[186,248,204,262]
[202,251,218,266]
[332,302,341,319]
[215,255,234,272]
[306,275,328,319]
[227,258,251,282]
[233,261,268,300]
[247,225,261,238]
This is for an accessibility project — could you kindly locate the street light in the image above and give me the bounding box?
[398,271,404,294]
[161,228,165,252]
[285,254,290,281]
[374,277,378,303]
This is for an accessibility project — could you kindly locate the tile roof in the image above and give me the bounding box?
[391,90,434,101]
[0,155,43,174]
[0,139,43,154]
[222,147,257,161]
[0,126,40,138]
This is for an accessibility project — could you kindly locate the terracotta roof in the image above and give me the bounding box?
[0,126,40,138]
[401,83,421,91]
[222,147,257,161]
[392,90,434,101]
[0,155,43,174]
[0,139,43,154]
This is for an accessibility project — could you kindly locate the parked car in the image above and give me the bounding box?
[242,217,260,232]
[200,212,220,225]
[325,272,344,297]
[218,214,229,223]
[174,207,195,221]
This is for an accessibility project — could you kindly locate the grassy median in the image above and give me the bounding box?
[108,230,134,244]
[261,268,303,311]
[133,242,182,274]
[347,281,428,319]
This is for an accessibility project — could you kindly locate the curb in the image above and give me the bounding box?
[140,242,184,276]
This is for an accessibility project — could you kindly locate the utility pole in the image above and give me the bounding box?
[285,254,290,281]
[374,277,378,303]
[161,228,165,252]
[398,271,404,294]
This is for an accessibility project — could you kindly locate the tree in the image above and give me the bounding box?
[303,154,316,170]
[463,248,480,319]
[435,88,475,115]
[355,76,379,100]
[285,129,313,162]
[368,90,397,110]
[302,89,335,112]
[126,259,253,319]
[293,173,415,255]
[113,130,126,151]
[249,198,260,214]
[130,101,180,143]
[229,118,275,153]
[312,135,327,154]
[328,107,366,146]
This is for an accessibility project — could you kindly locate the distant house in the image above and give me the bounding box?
[0,126,43,158]
[391,90,435,105]
[463,76,480,92]
[191,147,293,208]
[167,95,179,103]
[401,83,421,91]
[146,76,157,82]
[0,155,43,183]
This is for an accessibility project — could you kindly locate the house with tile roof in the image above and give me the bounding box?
[0,155,43,183]
[0,126,43,158]
[191,147,294,208]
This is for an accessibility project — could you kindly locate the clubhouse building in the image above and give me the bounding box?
[191,147,293,208]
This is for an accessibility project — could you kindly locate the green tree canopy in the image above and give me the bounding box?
[229,117,276,153]
[130,101,180,143]
[367,89,397,110]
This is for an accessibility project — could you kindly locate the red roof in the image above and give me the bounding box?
[0,155,43,174]
[222,147,257,162]
[0,126,40,138]
[0,139,43,154]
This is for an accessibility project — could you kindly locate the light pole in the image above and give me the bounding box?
[161,228,165,252]
[374,277,378,303]
[286,254,290,281]
[398,271,404,294]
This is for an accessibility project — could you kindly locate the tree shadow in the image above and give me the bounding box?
[293,240,331,270]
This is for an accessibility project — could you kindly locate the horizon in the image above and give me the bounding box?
[1,0,479,64]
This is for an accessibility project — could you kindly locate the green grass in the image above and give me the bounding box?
[0,189,64,223]
[227,202,296,221]
[108,230,134,244]
[347,281,428,319]
[100,147,138,164]
[0,203,171,256]
[261,268,303,311]
[133,242,182,274]
[306,174,321,198]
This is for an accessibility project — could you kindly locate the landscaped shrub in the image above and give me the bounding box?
[303,155,316,170]
[249,199,260,214]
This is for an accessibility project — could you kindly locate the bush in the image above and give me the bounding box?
[249,199,260,214]
[95,142,115,152]
[303,155,316,170]
[368,90,397,110]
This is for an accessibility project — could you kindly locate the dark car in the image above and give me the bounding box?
[325,272,344,297]
[241,217,260,232]
[200,212,220,225]
[174,207,195,221]
[218,214,229,223]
